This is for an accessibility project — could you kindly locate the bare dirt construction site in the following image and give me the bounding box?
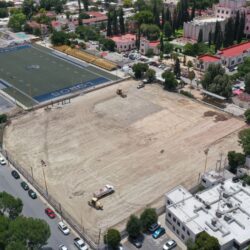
[4,80,245,242]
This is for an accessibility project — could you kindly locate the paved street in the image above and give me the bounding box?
[0,155,84,250]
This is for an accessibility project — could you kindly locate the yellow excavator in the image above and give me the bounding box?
[88,197,103,210]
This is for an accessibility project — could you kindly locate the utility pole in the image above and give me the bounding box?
[41,159,48,196]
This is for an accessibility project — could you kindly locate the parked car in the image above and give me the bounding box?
[0,157,6,165]
[45,208,56,219]
[20,181,29,191]
[58,221,70,235]
[163,239,177,250]
[129,235,144,248]
[74,237,88,250]
[11,170,20,179]
[149,222,160,233]
[28,189,37,199]
[152,227,166,239]
[58,245,68,250]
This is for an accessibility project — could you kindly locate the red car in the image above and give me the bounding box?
[45,208,56,219]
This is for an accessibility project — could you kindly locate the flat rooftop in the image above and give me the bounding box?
[167,179,250,246]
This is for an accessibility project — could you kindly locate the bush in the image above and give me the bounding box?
[0,114,7,124]
[140,208,157,231]
[180,90,194,99]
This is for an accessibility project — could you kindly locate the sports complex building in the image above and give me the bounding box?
[0,43,118,108]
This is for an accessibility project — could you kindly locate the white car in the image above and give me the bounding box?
[74,237,88,250]
[0,157,6,165]
[59,245,68,250]
[58,221,70,235]
[163,239,177,250]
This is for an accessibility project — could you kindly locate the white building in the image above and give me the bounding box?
[214,0,246,19]
[184,17,226,42]
[165,179,250,250]
[110,34,136,52]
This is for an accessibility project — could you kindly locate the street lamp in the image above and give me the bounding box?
[41,159,48,196]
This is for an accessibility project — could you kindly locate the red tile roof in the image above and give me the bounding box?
[110,34,136,42]
[218,41,250,58]
[86,11,105,18]
[148,41,160,47]
[198,54,221,62]
[82,16,107,24]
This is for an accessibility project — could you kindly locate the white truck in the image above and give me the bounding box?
[93,184,115,199]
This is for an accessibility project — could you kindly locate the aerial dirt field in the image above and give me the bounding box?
[4,80,245,242]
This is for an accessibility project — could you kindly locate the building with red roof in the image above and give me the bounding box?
[196,41,250,71]
[140,38,160,55]
[110,34,136,52]
[217,41,250,68]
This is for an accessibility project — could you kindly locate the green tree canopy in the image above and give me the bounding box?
[163,21,172,39]
[0,192,23,219]
[238,57,250,77]
[187,231,220,250]
[22,0,36,19]
[132,63,149,79]
[245,109,250,123]
[244,73,250,94]
[140,208,157,231]
[239,128,250,156]
[162,70,178,90]
[126,215,141,238]
[227,151,245,174]
[8,12,26,32]
[145,69,156,82]
[164,42,173,54]
[104,229,121,249]
[134,10,154,25]
[51,31,68,45]
[101,38,116,52]
[141,24,160,41]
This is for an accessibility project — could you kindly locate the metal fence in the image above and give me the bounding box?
[1,149,101,250]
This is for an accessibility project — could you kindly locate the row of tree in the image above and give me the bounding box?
[107,8,125,36]
[0,191,50,250]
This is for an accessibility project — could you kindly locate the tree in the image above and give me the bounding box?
[0,8,8,18]
[126,215,141,238]
[208,30,212,48]
[163,21,172,39]
[245,73,250,94]
[188,70,195,85]
[234,11,240,40]
[239,129,250,155]
[162,70,178,90]
[174,58,181,78]
[51,31,68,45]
[119,8,125,35]
[107,11,112,37]
[164,42,173,54]
[237,13,245,43]
[22,0,36,19]
[145,69,156,82]
[0,192,23,219]
[160,34,164,52]
[132,63,149,79]
[223,17,234,48]
[8,12,26,32]
[187,60,193,71]
[82,0,89,11]
[101,38,116,51]
[213,21,221,44]
[141,24,160,41]
[187,232,220,250]
[0,114,7,124]
[191,0,196,20]
[215,30,223,52]
[134,10,154,25]
[123,0,132,7]
[112,10,118,35]
[104,229,121,249]
[238,57,250,77]
[152,0,160,27]
[228,151,245,174]
[197,29,203,43]
[140,208,157,231]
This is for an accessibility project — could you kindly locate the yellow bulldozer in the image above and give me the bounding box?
[88,197,103,210]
